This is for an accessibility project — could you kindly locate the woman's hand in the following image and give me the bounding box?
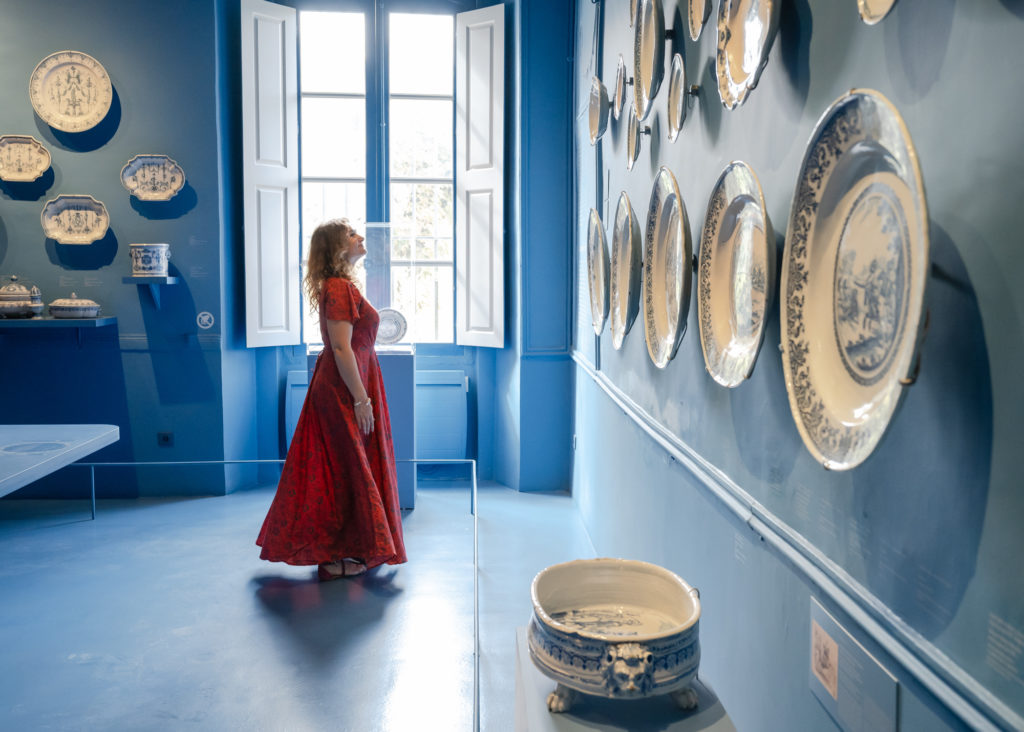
[355,401,374,435]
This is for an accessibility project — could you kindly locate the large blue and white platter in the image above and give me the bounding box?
[643,167,692,368]
[781,89,929,470]
[698,161,775,388]
[587,208,610,336]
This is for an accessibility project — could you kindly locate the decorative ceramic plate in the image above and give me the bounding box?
[858,0,897,24]
[0,135,51,182]
[376,308,408,344]
[29,50,113,132]
[587,208,609,335]
[716,0,780,110]
[689,0,711,41]
[643,167,692,368]
[633,0,665,122]
[781,89,929,470]
[120,154,186,201]
[698,161,775,388]
[630,0,638,26]
[40,195,109,245]
[626,103,645,171]
[609,192,642,350]
[667,54,686,143]
[588,76,610,145]
[613,55,630,121]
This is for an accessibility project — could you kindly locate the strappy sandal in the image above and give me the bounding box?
[317,558,367,581]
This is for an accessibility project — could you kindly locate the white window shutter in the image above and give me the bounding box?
[241,0,301,348]
[455,5,505,348]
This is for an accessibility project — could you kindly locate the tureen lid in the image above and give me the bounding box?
[0,275,32,302]
[49,292,99,308]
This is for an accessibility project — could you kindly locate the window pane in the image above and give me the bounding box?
[389,14,454,96]
[301,97,365,178]
[392,264,453,343]
[389,183,453,241]
[300,12,365,94]
[302,181,366,235]
[388,99,452,178]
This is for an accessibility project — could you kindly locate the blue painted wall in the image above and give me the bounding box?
[571,0,1023,729]
[0,0,242,497]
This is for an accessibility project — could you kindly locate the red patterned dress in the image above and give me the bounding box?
[256,277,407,569]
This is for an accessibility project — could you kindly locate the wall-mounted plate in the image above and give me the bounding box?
[613,54,630,121]
[643,167,692,368]
[29,50,113,132]
[627,103,642,171]
[716,0,780,110]
[689,0,711,41]
[698,161,775,388]
[588,77,610,145]
[0,135,51,182]
[782,89,929,470]
[587,208,609,336]
[858,0,897,24]
[633,0,665,122]
[120,154,186,201]
[667,54,687,143]
[40,194,109,245]
[609,192,642,350]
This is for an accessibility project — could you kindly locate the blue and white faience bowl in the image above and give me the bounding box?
[528,558,701,712]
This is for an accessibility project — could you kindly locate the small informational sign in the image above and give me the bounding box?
[810,598,898,732]
[196,311,215,330]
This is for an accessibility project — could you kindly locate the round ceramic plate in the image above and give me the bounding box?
[613,55,629,121]
[626,103,643,171]
[587,209,610,335]
[609,192,643,350]
[376,308,408,344]
[698,161,775,388]
[633,0,665,122]
[858,0,897,24]
[29,50,113,132]
[667,54,686,143]
[716,0,780,110]
[630,0,638,27]
[643,167,692,368]
[588,76,610,145]
[781,88,929,470]
[689,0,711,41]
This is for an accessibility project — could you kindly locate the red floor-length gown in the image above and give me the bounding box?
[256,277,407,568]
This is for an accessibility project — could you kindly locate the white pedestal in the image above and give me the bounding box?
[514,627,736,732]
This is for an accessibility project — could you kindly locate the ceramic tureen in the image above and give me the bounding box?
[528,558,701,713]
[48,292,101,319]
[0,276,43,318]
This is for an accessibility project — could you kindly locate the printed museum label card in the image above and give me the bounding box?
[810,598,897,732]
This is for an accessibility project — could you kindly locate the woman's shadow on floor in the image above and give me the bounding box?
[251,569,402,666]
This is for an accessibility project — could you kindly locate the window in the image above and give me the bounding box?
[298,6,458,345]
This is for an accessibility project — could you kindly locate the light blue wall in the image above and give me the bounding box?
[572,0,1022,729]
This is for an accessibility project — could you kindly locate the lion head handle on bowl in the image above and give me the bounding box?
[603,642,653,696]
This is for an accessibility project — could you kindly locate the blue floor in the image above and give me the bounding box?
[0,482,594,731]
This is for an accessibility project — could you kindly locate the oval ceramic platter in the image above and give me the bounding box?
[588,76,610,145]
[781,89,929,470]
[29,50,113,132]
[858,0,897,24]
[634,0,665,122]
[40,195,109,244]
[376,308,408,344]
[121,154,186,201]
[643,167,692,368]
[609,192,643,350]
[698,161,775,388]
[689,0,711,41]
[667,54,687,143]
[613,54,630,121]
[0,135,51,182]
[587,209,610,335]
[716,0,780,110]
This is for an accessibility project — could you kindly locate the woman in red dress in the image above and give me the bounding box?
[256,218,407,580]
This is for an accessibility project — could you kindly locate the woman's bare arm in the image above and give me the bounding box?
[326,318,374,434]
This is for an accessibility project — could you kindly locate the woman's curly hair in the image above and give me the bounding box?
[304,218,358,311]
